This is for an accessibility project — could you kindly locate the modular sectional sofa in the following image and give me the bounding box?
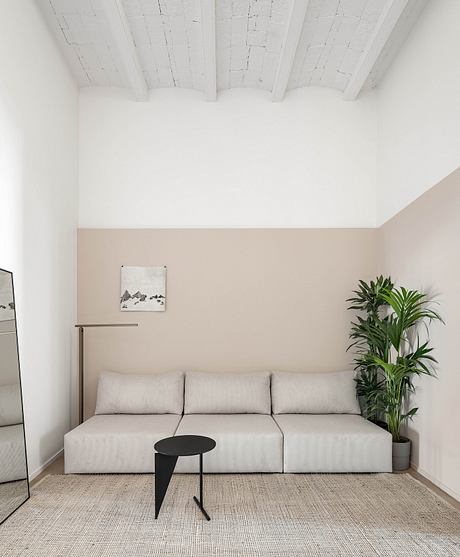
[0,384,27,483]
[64,370,392,474]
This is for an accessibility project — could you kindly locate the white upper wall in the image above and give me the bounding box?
[79,86,377,228]
[75,0,460,229]
[0,1,78,477]
[377,0,460,225]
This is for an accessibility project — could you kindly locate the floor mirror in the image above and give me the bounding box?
[0,268,29,524]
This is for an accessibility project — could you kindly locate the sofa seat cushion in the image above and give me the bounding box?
[174,414,283,473]
[0,425,27,483]
[274,414,392,473]
[64,414,181,474]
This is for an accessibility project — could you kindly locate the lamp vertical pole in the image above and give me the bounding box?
[75,323,138,425]
[78,326,84,424]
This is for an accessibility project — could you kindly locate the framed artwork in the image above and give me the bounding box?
[120,266,166,312]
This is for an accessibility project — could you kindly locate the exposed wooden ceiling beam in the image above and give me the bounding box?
[101,0,148,101]
[272,0,310,102]
[200,0,217,101]
[343,0,409,101]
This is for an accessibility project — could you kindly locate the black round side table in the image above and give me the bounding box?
[154,435,216,521]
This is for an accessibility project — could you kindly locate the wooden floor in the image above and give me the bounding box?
[408,468,460,511]
[30,456,64,487]
[31,455,460,511]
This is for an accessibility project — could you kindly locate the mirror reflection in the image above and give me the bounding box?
[0,269,29,524]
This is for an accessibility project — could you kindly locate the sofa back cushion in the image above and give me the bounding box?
[184,371,271,414]
[271,371,360,414]
[95,371,184,415]
[0,384,22,426]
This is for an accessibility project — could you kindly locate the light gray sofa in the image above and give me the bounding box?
[0,384,27,483]
[64,370,392,474]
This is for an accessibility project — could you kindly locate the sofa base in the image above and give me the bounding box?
[174,414,283,473]
[64,414,181,474]
[274,414,392,473]
[0,425,27,483]
[64,414,392,475]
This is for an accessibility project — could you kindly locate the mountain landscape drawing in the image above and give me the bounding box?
[120,266,166,312]
[120,290,165,309]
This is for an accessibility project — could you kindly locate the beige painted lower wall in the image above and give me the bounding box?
[78,228,377,417]
[78,176,460,501]
[379,167,460,501]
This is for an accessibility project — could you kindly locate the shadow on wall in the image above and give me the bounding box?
[406,426,420,468]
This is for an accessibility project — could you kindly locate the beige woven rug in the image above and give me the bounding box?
[1,473,459,556]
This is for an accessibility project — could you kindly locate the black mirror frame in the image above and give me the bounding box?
[0,267,30,525]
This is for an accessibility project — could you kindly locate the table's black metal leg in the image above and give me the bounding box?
[193,453,211,521]
[155,453,178,519]
[200,453,203,505]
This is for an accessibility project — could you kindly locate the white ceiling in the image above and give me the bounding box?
[37,0,427,101]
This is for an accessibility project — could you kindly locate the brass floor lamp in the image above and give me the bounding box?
[75,323,139,424]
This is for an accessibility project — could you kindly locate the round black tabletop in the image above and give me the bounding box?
[154,435,216,457]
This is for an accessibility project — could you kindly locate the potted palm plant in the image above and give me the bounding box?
[347,276,393,424]
[348,280,443,470]
[372,287,443,469]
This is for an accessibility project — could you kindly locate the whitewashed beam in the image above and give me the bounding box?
[101,0,149,101]
[343,0,409,101]
[272,0,310,102]
[200,0,217,101]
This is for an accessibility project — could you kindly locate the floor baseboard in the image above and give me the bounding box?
[410,463,460,505]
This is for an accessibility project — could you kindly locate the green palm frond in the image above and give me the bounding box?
[381,288,444,352]
[347,276,394,315]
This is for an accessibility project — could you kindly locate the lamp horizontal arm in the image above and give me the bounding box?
[75,323,139,328]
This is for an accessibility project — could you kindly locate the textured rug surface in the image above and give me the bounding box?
[0,473,459,556]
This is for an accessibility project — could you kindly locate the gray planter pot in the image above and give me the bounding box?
[392,437,411,471]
